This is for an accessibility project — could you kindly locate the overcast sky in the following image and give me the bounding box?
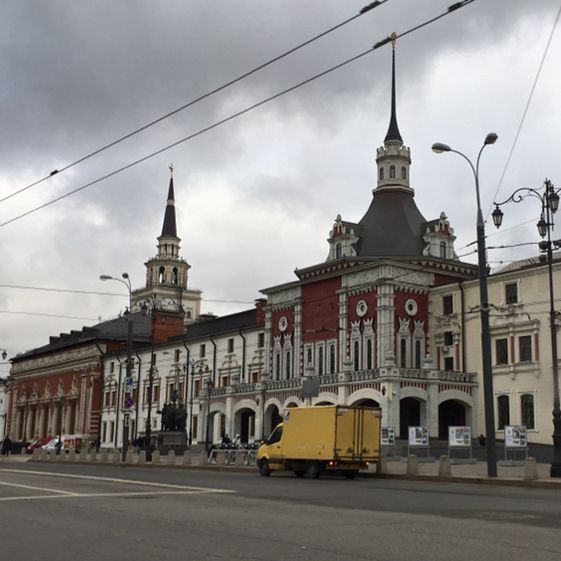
[1,0,560,372]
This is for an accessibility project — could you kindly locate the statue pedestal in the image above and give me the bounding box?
[158,431,188,454]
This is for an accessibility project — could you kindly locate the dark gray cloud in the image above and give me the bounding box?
[0,0,560,362]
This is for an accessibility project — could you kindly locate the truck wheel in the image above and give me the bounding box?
[305,461,321,479]
[344,470,358,480]
[259,459,271,477]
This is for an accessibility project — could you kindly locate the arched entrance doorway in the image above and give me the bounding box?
[233,408,256,444]
[352,398,380,408]
[263,404,282,438]
[399,397,421,439]
[315,401,335,406]
[438,400,467,440]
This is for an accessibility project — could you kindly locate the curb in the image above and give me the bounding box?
[20,459,561,489]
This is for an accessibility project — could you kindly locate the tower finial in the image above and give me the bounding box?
[169,163,174,177]
[384,32,403,145]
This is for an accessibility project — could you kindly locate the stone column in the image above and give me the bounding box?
[377,282,395,368]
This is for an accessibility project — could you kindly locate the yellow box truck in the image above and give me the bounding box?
[257,405,381,479]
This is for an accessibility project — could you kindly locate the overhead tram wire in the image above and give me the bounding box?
[0,283,253,304]
[485,3,561,219]
[0,0,477,229]
[0,1,388,206]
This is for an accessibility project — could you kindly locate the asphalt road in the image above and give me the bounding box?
[1,463,560,561]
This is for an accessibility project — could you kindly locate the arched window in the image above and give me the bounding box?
[158,266,165,283]
[335,243,342,259]
[401,166,407,180]
[415,340,422,368]
[318,347,324,376]
[497,395,510,430]
[400,338,407,368]
[379,167,384,180]
[285,351,291,379]
[275,354,281,381]
[329,344,336,374]
[389,165,396,178]
[164,243,168,255]
[354,341,360,371]
[440,241,447,259]
[366,339,373,370]
[172,267,179,285]
[521,394,535,429]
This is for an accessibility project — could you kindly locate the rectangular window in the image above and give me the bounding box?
[102,422,107,442]
[200,344,206,358]
[192,416,198,440]
[444,357,454,371]
[110,362,115,373]
[227,338,234,354]
[257,333,264,348]
[109,421,115,441]
[442,295,453,316]
[519,335,532,362]
[194,379,201,396]
[285,351,291,378]
[505,282,518,304]
[495,338,508,365]
[444,331,454,347]
[174,349,181,362]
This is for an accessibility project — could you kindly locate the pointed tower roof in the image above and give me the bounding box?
[384,33,403,145]
[161,164,177,237]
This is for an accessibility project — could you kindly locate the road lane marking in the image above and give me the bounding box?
[0,489,226,502]
[0,468,235,494]
[0,481,77,495]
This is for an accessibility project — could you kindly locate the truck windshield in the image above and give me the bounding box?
[268,426,283,444]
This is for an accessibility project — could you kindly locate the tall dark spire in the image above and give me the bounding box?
[384,33,403,144]
[161,164,177,237]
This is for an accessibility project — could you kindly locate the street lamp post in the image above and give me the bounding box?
[205,377,214,453]
[432,132,499,477]
[492,178,561,477]
[100,272,133,462]
[145,346,156,462]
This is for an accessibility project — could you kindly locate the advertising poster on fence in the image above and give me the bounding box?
[381,426,396,446]
[448,426,471,447]
[408,426,428,447]
[504,425,527,447]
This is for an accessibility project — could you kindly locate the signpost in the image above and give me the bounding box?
[408,426,430,457]
[448,426,473,462]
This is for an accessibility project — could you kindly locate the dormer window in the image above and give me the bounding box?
[389,165,396,178]
[335,243,342,259]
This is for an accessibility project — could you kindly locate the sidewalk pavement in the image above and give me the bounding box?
[1,452,560,489]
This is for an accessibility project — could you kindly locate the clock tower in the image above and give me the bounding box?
[132,166,202,323]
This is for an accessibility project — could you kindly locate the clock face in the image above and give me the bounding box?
[356,300,368,317]
[405,299,418,316]
[278,316,288,332]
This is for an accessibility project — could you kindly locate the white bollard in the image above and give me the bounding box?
[216,451,226,465]
[376,456,387,474]
[138,450,146,464]
[182,451,192,465]
[524,457,538,480]
[32,449,41,460]
[438,455,452,477]
[99,450,108,463]
[151,450,161,464]
[406,455,418,476]
[111,449,120,463]
[167,450,176,465]
[126,449,133,464]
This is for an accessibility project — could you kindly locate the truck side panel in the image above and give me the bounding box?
[281,406,337,460]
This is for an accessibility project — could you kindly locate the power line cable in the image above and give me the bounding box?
[485,3,561,218]
[0,0,476,230]
[0,1,388,206]
[0,283,253,304]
